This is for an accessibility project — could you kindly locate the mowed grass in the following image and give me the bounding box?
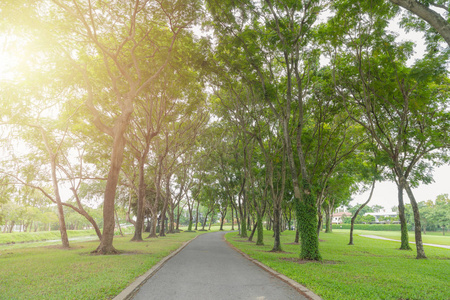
[0,229,98,245]
[0,231,203,300]
[335,229,450,246]
[226,229,450,300]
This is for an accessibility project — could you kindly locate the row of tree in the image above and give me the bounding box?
[0,0,449,260]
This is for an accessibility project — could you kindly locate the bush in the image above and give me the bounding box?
[333,224,402,231]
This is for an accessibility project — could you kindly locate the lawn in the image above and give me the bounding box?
[339,229,450,246]
[0,229,99,245]
[226,229,450,300]
[0,230,204,300]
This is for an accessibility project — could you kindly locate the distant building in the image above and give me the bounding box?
[332,212,352,224]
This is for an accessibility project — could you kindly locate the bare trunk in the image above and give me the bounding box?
[403,182,426,259]
[397,181,412,250]
[248,217,257,242]
[195,201,200,230]
[271,203,282,252]
[317,206,323,236]
[51,158,70,249]
[176,205,181,231]
[131,159,146,242]
[147,213,158,238]
[159,208,168,237]
[94,119,130,254]
[115,209,124,237]
[349,179,376,245]
[231,206,235,230]
[325,208,332,233]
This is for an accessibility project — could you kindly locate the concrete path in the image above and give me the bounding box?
[360,235,450,249]
[131,231,310,300]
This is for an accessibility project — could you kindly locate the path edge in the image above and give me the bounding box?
[113,235,200,300]
[224,236,323,300]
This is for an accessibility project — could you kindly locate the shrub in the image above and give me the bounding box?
[333,224,402,231]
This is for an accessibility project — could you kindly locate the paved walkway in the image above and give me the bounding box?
[131,231,309,300]
[360,235,450,249]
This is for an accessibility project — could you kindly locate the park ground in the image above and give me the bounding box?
[0,226,449,300]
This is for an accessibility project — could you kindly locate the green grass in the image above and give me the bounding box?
[226,229,450,300]
[337,229,450,246]
[0,231,204,300]
[0,229,98,244]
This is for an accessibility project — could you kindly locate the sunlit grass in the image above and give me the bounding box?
[0,229,98,245]
[0,231,203,300]
[226,229,450,300]
[336,229,450,246]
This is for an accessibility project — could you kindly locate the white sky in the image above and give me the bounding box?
[351,165,450,209]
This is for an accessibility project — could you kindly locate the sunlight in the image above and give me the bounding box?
[0,35,19,82]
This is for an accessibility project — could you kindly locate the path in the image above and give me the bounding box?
[360,235,450,249]
[131,231,310,300]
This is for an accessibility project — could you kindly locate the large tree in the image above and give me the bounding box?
[44,0,200,253]
[332,3,450,257]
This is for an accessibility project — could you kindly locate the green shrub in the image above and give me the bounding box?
[333,224,402,231]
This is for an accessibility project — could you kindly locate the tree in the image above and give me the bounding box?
[207,0,329,261]
[332,2,450,257]
[44,0,200,254]
[390,0,450,46]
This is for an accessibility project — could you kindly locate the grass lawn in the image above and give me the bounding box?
[0,229,99,245]
[0,230,204,300]
[226,229,450,300]
[337,229,450,246]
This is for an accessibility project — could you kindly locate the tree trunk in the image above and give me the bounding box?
[236,211,241,233]
[8,221,15,233]
[397,182,412,250]
[195,201,200,230]
[248,217,257,242]
[403,182,426,259]
[256,212,264,246]
[325,208,332,233]
[231,206,235,230]
[159,209,167,237]
[131,159,146,242]
[115,209,124,237]
[349,179,376,245]
[202,212,209,230]
[317,206,323,236]
[219,210,226,231]
[168,205,175,234]
[208,214,214,230]
[297,181,321,260]
[271,203,282,252]
[94,124,129,254]
[294,227,299,244]
[187,205,194,231]
[147,209,158,238]
[51,162,70,249]
[176,205,181,231]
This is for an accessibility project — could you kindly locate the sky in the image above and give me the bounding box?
[350,165,450,210]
